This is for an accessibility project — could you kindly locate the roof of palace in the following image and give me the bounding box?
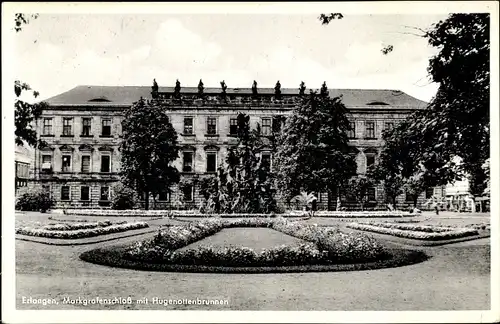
[42,85,428,109]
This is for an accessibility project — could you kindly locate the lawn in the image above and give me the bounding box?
[14,211,491,311]
[178,227,308,251]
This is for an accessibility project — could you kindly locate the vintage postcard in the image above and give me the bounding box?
[2,1,499,323]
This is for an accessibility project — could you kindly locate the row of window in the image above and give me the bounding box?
[181,151,272,173]
[56,184,440,204]
[182,116,276,136]
[347,121,394,139]
[43,116,396,139]
[60,186,110,201]
[42,117,113,137]
[42,154,111,173]
[58,186,183,202]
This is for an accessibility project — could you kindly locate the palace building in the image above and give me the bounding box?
[31,83,437,210]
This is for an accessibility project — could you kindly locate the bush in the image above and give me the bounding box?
[111,183,137,210]
[15,186,55,212]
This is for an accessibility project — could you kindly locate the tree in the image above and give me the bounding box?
[274,91,357,203]
[199,113,277,213]
[377,14,489,205]
[403,174,427,209]
[14,13,48,148]
[15,81,48,147]
[425,14,490,196]
[120,98,180,210]
[111,183,137,210]
[15,13,39,32]
[318,13,344,25]
[345,176,373,211]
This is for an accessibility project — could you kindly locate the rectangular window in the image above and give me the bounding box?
[63,118,73,136]
[158,191,170,201]
[262,118,272,136]
[206,152,217,173]
[272,117,283,134]
[100,155,110,173]
[61,186,70,201]
[348,121,356,139]
[405,192,415,202]
[385,122,394,132]
[82,118,92,136]
[101,119,112,137]
[229,118,238,136]
[207,117,217,135]
[100,186,110,201]
[43,118,53,135]
[367,188,376,201]
[62,155,72,172]
[365,121,375,139]
[184,117,193,135]
[425,187,434,199]
[41,155,52,171]
[80,186,90,201]
[183,152,193,172]
[261,152,272,170]
[366,155,375,169]
[81,156,91,173]
[183,184,193,202]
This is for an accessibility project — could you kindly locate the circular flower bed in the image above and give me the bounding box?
[79,217,429,273]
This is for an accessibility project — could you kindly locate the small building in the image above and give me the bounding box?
[15,144,33,194]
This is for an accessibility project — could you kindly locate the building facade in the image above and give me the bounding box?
[31,84,435,210]
[15,144,33,194]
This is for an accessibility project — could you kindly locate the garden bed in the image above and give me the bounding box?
[15,221,149,239]
[63,209,414,218]
[79,217,429,272]
[80,245,428,273]
[345,222,479,241]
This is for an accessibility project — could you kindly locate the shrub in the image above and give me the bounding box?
[15,186,55,212]
[111,183,137,210]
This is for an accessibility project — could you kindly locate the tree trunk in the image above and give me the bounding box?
[153,194,156,210]
[144,191,150,210]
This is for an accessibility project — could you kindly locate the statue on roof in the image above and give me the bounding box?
[151,78,159,98]
[274,80,282,99]
[320,81,328,97]
[252,80,258,97]
[220,80,227,94]
[299,81,306,96]
[198,79,204,98]
[174,79,181,99]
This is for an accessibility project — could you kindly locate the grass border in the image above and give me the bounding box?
[80,245,429,273]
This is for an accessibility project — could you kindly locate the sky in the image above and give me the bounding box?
[14,13,449,103]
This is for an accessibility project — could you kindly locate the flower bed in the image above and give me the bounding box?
[125,217,387,266]
[81,246,428,273]
[43,220,127,231]
[16,222,149,239]
[63,209,413,218]
[346,222,479,241]
[356,222,454,233]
